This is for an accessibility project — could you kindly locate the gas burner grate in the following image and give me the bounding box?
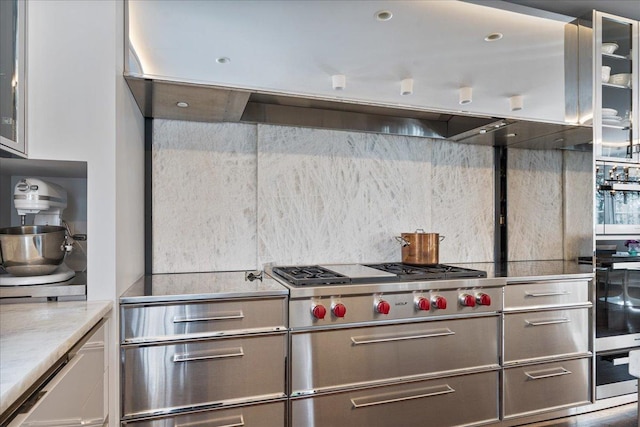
[272,266,349,286]
[365,263,486,280]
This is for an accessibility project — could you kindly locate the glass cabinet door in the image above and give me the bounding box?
[594,13,638,163]
[0,0,26,156]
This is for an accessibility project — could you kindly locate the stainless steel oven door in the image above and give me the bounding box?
[595,164,640,235]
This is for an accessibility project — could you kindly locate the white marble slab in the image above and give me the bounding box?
[152,120,258,273]
[0,301,112,416]
[432,140,495,263]
[256,125,432,266]
[508,149,563,261]
[563,150,593,260]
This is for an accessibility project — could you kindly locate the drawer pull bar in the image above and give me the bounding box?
[176,414,244,427]
[525,367,572,380]
[351,384,455,408]
[173,311,244,323]
[524,291,570,297]
[22,418,105,427]
[525,318,570,326]
[173,347,244,363]
[350,328,455,345]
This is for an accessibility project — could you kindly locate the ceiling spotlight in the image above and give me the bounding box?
[176,101,189,108]
[332,74,346,90]
[484,32,503,42]
[400,78,414,96]
[459,87,472,105]
[375,10,393,21]
[216,57,231,64]
[509,95,523,111]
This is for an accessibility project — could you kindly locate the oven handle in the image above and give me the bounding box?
[176,415,244,427]
[524,290,570,297]
[350,328,455,345]
[525,318,570,326]
[173,347,244,363]
[524,367,572,380]
[173,311,245,323]
[351,384,455,408]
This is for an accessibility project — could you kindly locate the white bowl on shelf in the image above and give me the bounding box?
[602,43,619,54]
[601,108,618,118]
[609,73,631,87]
[602,66,611,82]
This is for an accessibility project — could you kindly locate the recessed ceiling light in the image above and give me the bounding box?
[216,57,231,64]
[375,10,393,21]
[484,33,503,42]
[176,101,189,108]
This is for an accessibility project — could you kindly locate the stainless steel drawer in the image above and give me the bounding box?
[291,371,499,427]
[503,357,591,418]
[122,334,286,418]
[121,297,287,343]
[122,400,285,427]
[504,280,589,309]
[290,316,499,395]
[504,308,589,364]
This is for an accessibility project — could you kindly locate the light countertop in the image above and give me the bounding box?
[452,260,594,283]
[0,300,112,417]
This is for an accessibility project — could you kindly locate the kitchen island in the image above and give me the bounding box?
[0,300,112,422]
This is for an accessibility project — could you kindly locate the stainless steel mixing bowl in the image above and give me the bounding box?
[0,225,67,276]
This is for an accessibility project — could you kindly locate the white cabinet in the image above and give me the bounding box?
[7,321,108,427]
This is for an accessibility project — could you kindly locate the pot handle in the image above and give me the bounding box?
[395,236,410,247]
[440,235,445,242]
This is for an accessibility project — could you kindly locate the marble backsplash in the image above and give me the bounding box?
[152,120,591,274]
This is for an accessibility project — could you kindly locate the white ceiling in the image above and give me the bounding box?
[127,1,581,123]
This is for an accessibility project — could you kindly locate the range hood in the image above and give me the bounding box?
[125,76,592,150]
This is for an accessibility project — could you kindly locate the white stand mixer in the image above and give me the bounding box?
[0,178,76,286]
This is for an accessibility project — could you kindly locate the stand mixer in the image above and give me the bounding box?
[0,178,76,287]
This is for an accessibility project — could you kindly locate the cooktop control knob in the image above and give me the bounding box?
[431,296,447,310]
[476,293,491,306]
[332,303,347,318]
[416,297,430,311]
[312,304,327,320]
[460,293,476,307]
[376,300,391,315]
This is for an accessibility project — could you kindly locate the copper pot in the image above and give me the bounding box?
[395,229,445,265]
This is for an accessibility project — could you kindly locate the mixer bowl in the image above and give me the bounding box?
[0,225,67,277]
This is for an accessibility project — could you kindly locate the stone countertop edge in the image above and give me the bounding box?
[0,300,113,416]
[452,260,595,283]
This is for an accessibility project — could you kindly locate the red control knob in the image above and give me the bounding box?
[312,304,327,319]
[332,303,347,318]
[416,297,430,311]
[377,300,391,314]
[432,296,447,310]
[460,294,476,307]
[476,293,491,306]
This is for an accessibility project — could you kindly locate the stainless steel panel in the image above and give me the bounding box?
[121,401,286,427]
[290,316,499,394]
[288,287,503,329]
[121,334,286,418]
[503,358,591,418]
[291,371,499,427]
[121,297,286,343]
[504,280,590,310]
[504,308,590,363]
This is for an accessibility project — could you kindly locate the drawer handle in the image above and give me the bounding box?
[351,384,455,408]
[524,367,572,380]
[350,328,455,345]
[176,414,244,427]
[524,291,570,297]
[173,311,244,323]
[524,318,570,326]
[173,347,244,363]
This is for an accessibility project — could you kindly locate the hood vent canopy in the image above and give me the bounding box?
[125,76,592,150]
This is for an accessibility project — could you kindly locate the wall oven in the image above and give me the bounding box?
[596,161,640,235]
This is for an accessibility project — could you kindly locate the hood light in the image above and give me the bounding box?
[484,33,503,42]
[375,10,393,21]
[176,101,189,108]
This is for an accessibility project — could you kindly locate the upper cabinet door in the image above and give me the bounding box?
[0,0,26,157]
[596,12,639,163]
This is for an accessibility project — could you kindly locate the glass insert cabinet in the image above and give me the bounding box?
[0,0,26,156]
